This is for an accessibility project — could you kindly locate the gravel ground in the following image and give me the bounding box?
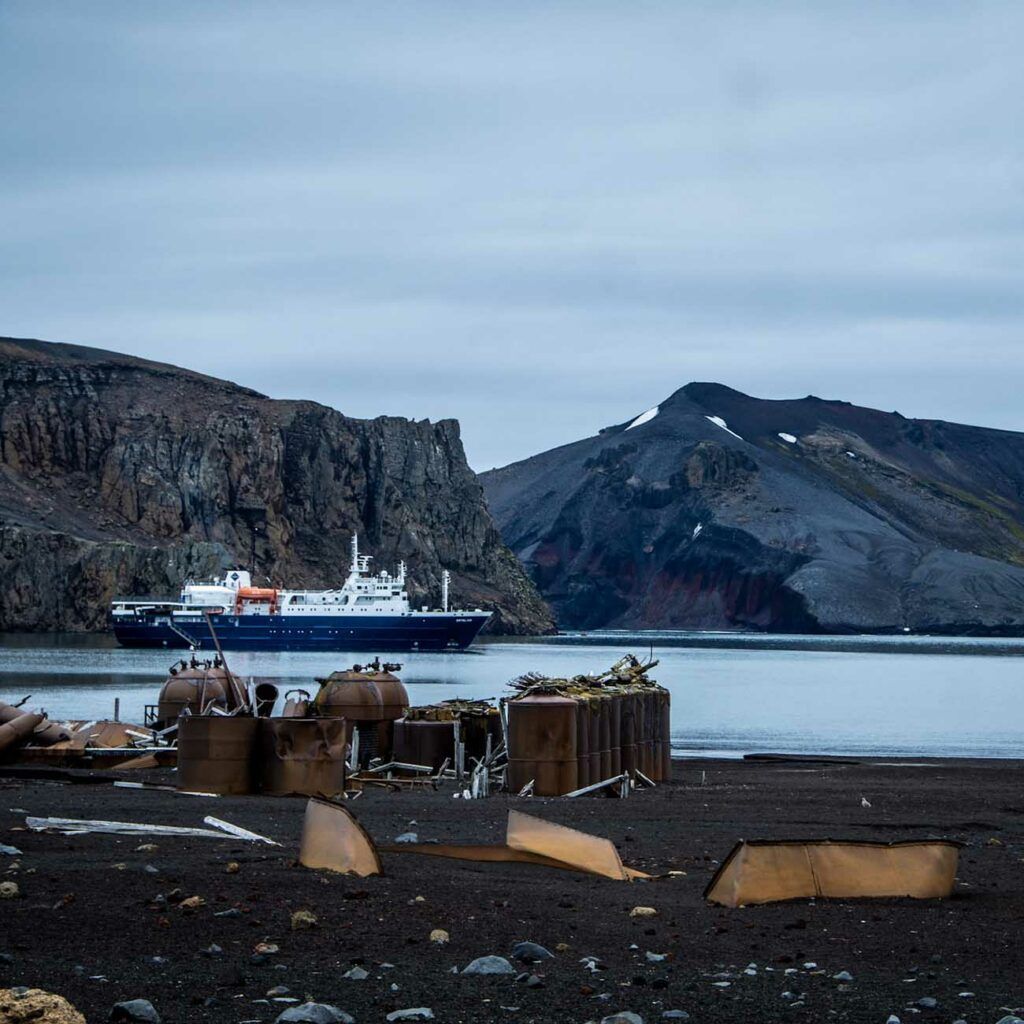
[1,757,1022,1023]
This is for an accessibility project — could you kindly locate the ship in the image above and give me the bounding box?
[109,535,491,651]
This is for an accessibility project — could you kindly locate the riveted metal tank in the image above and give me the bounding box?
[156,667,230,727]
[392,719,455,771]
[608,693,622,777]
[588,699,602,784]
[313,671,385,722]
[507,694,579,797]
[659,689,672,781]
[258,718,347,796]
[620,691,637,779]
[365,669,409,763]
[597,694,613,781]
[177,716,259,794]
[574,696,591,790]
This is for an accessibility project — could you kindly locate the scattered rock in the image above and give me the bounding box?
[645,952,667,963]
[109,999,161,1023]
[225,862,240,874]
[254,943,280,956]
[342,967,368,981]
[0,844,22,856]
[177,895,204,910]
[0,988,85,1023]
[394,833,418,844]
[200,944,223,958]
[429,929,449,945]
[386,1010,434,1022]
[600,1013,645,1024]
[214,908,241,918]
[629,907,658,919]
[525,975,543,988]
[135,844,157,853]
[0,882,20,899]
[915,997,938,1009]
[886,1016,901,1023]
[462,956,515,976]
[662,1014,690,1021]
[833,970,854,982]
[511,941,554,963]
[274,1004,355,1024]
[267,986,291,997]
[290,910,318,931]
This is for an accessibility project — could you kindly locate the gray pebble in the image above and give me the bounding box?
[274,1004,355,1024]
[661,1013,690,1021]
[386,1011,434,1022]
[342,966,368,981]
[511,941,554,963]
[833,970,854,982]
[394,832,418,843]
[109,999,161,1023]
[600,1014,645,1024]
[462,955,515,975]
[915,997,938,1009]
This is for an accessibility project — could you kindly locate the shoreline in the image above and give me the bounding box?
[2,756,1022,1023]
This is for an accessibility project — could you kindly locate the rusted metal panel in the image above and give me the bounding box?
[258,718,346,796]
[705,839,962,907]
[177,716,259,794]
[507,695,579,797]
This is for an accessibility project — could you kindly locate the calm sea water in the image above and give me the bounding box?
[1,632,1022,759]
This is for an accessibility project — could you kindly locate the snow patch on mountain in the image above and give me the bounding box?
[705,415,744,441]
[626,406,659,430]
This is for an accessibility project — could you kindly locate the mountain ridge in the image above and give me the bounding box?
[481,381,1024,634]
[0,335,554,634]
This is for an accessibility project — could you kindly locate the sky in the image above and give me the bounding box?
[1,2,1023,470]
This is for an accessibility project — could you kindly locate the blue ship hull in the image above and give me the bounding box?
[111,612,490,652]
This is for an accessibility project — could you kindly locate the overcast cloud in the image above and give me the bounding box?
[1,2,1023,468]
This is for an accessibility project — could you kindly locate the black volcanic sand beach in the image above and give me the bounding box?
[2,759,1022,1023]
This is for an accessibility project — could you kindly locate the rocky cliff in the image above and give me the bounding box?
[0,337,553,634]
[481,383,1024,634]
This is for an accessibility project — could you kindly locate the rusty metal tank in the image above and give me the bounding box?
[660,690,672,781]
[392,719,455,771]
[597,694,613,781]
[575,697,590,790]
[364,670,409,763]
[313,670,385,722]
[608,693,622,777]
[588,699,602,784]
[258,718,347,796]
[177,716,259,794]
[507,694,579,797]
[156,667,230,726]
[620,691,637,778]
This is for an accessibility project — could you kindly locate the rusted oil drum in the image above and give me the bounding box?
[314,672,385,722]
[393,719,455,771]
[636,690,650,778]
[258,718,346,796]
[660,690,672,781]
[588,700,602,784]
[608,693,622,777]
[507,695,578,797]
[598,695,613,780]
[575,696,591,791]
[177,716,259,794]
[157,669,230,726]
[620,692,637,778]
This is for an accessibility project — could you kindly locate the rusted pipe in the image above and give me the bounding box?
[0,702,71,746]
[0,712,45,755]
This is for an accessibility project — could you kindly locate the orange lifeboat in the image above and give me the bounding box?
[234,587,279,614]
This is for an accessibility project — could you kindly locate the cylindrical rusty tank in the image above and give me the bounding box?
[0,703,71,746]
[392,719,455,771]
[507,695,578,797]
[156,668,230,726]
[598,700,610,778]
[575,696,590,791]
[313,671,385,722]
[0,712,44,756]
[660,690,672,781]
[620,691,637,778]
[177,716,259,794]
[282,690,311,718]
[608,693,622,777]
[365,670,409,763]
[258,718,346,796]
[587,699,602,784]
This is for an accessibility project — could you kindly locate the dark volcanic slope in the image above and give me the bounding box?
[0,336,552,633]
[481,383,1024,633]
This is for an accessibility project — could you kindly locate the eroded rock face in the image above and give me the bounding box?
[0,337,553,634]
[482,382,1024,633]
